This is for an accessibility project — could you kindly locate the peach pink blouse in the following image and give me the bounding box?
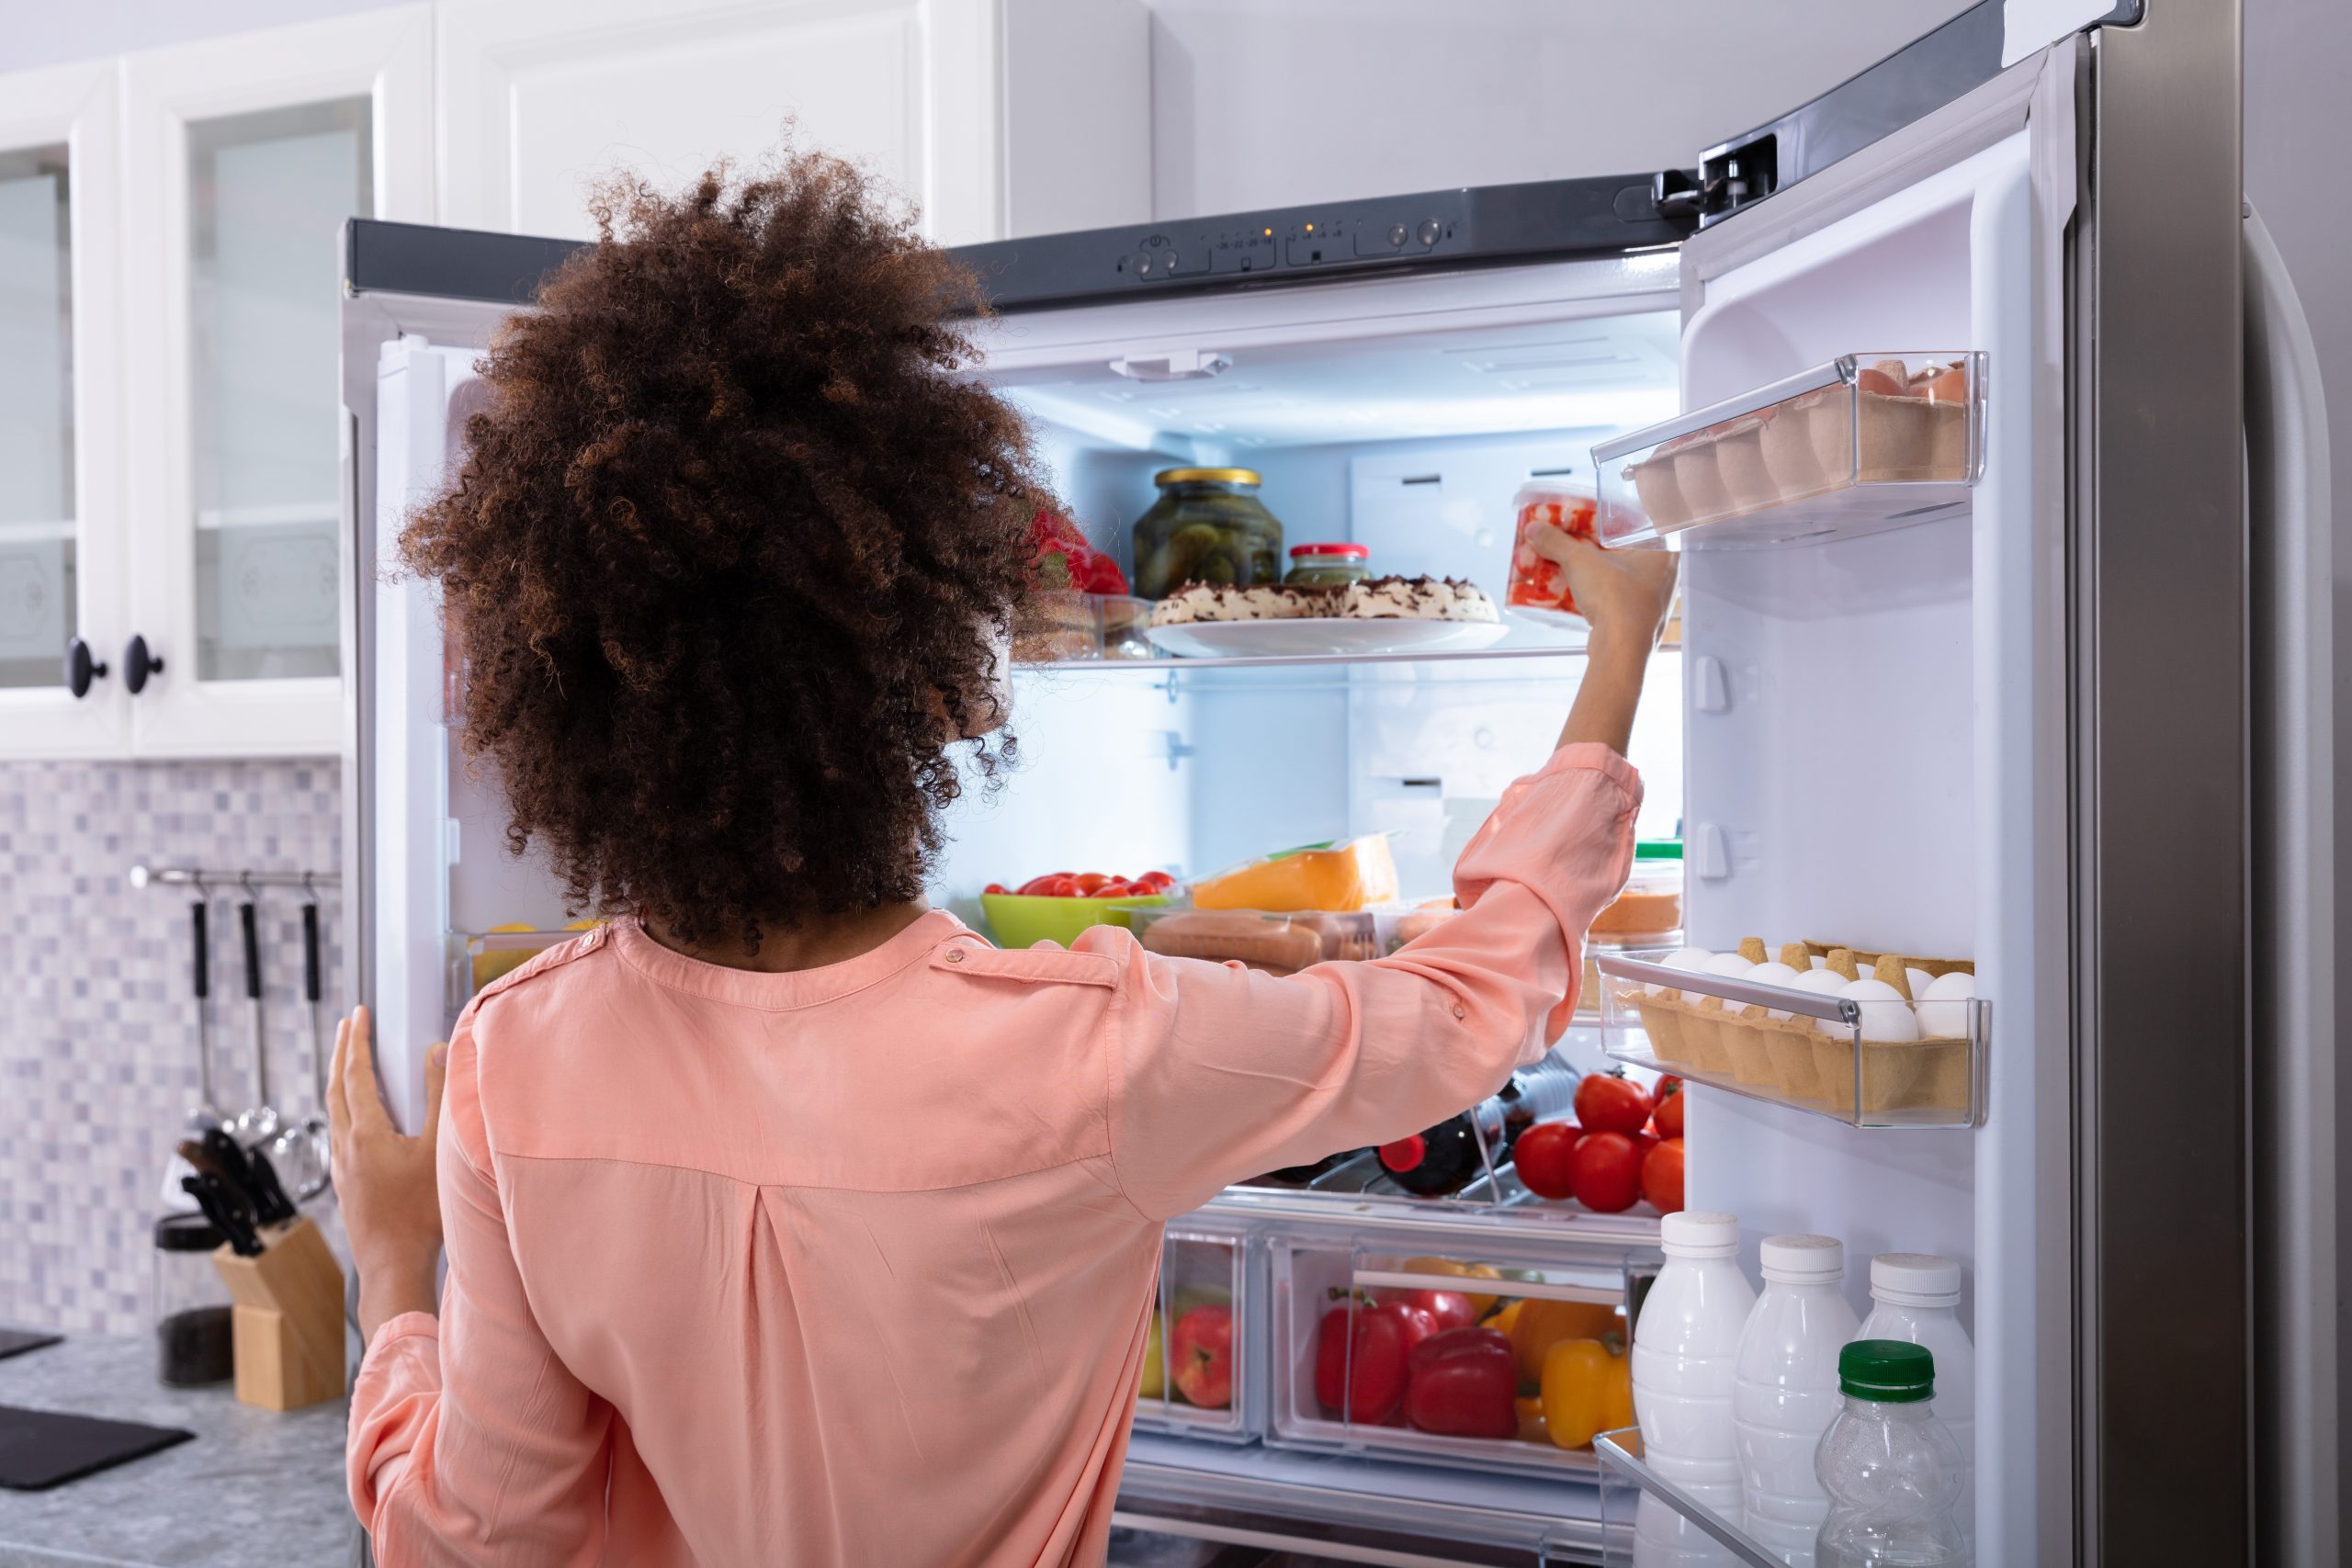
[348,743,1640,1566]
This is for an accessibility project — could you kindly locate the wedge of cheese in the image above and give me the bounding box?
[1191,835,1398,914]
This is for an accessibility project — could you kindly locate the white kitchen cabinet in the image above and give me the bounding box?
[0,61,128,757]
[115,6,434,758]
[435,0,1149,245]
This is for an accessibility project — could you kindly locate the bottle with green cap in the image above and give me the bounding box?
[1813,1339,1968,1566]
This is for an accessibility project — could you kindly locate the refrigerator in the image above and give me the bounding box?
[336,2,2337,1562]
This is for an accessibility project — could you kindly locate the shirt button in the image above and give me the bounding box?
[944,950,965,964]
[1451,1003,1466,1020]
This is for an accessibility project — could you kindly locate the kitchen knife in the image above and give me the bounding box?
[179,1174,262,1258]
[199,1128,289,1226]
[242,1146,297,1227]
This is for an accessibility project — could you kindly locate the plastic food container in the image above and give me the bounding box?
[1267,1238,1643,1478]
[1283,542,1370,587]
[1011,592,1154,663]
[1133,1226,1253,1440]
[1129,907,1380,976]
[1580,842,1683,1017]
[1132,468,1284,599]
[1593,354,1982,550]
[1504,479,1599,623]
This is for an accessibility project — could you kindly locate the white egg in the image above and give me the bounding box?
[1788,968,1852,1033]
[1905,966,1936,999]
[1695,950,1756,1006]
[1741,960,1804,1020]
[1837,976,1922,1042]
[1917,970,1976,1037]
[1647,946,1713,998]
[1807,953,1828,969]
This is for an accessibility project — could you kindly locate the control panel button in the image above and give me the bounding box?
[1416,219,1442,246]
[1133,249,1155,276]
[1389,223,1409,246]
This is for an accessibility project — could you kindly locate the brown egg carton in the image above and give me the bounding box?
[1612,939,1976,1121]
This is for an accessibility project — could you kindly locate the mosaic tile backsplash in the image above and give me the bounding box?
[0,759,344,1334]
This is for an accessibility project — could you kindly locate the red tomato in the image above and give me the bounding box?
[1402,1326,1519,1438]
[1134,870,1176,892]
[983,883,1009,896]
[1653,1085,1685,1139]
[1630,1129,1659,1162]
[1015,873,1070,896]
[1573,1073,1653,1136]
[1392,1290,1478,1335]
[1641,1137,1686,1213]
[1569,1131,1644,1213]
[1656,1074,1682,1098]
[1094,879,1134,897]
[1511,1121,1583,1201]
[1071,873,1112,895]
[1034,874,1080,897]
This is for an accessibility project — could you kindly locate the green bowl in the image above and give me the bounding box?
[981,892,1170,950]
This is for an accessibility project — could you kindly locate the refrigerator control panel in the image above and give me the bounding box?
[954,175,1688,310]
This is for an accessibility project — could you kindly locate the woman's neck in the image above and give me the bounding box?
[646,899,933,975]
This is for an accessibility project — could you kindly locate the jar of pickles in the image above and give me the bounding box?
[1283,542,1370,587]
[1132,468,1283,599]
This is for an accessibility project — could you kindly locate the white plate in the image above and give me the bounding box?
[1142,617,1512,659]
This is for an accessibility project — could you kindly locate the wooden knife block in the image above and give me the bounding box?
[212,1216,345,1411]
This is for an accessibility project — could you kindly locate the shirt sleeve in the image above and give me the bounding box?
[346,1009,615,1565]
[1094,741,1641,1220]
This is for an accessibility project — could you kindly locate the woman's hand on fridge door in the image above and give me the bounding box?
[1549,531,1678,756]
[329,1004,447,1341]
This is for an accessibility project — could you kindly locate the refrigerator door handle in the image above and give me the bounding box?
[2244,200,2339,1568]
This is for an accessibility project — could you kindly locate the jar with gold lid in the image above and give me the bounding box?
[1131,468,1283,599]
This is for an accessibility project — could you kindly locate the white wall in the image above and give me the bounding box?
[1145,0,1974,217]
[0,0,407,72]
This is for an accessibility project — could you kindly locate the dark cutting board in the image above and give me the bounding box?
[0,1404,194,1490]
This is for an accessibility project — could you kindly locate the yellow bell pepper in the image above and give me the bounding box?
[1508,1298,1624,1389]
[1541,1337,1634,1450]
[1399,1257,1505,1317]
[1137,1314,1167,1400]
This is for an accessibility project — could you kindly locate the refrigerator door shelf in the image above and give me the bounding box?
[1596,953,1985,1130]
[1592,352,1983,551]
[1266,1235,1646,1481]
[1595,1427,1781,1568]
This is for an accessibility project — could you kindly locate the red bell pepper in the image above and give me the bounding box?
[1403,1325,1520,1438]
[1314,1299,1436,1426]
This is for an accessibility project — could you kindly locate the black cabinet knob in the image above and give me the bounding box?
[63,637,108,698]
[123,635,164,694]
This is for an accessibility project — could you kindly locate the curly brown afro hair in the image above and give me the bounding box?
[402,152,1048,951]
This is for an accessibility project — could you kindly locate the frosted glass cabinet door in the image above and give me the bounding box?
[0,61,127,757]
[121,7,430,757]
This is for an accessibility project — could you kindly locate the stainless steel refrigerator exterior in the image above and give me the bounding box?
[330,4,2339,1562]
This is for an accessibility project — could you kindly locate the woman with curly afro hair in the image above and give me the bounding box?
[330,150,1677,1566]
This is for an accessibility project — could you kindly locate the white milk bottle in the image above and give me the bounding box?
[1733,1235,1859,1564]
[1858,1254,1973,1551]
[1631,1211,1754,1565]
[1813,1340,1968,1567]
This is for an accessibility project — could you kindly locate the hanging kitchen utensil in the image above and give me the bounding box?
[258,886,331,1201]
[157,893,225,1213]
[225,885,280,1149]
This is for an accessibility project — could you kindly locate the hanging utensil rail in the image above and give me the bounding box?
[129,865,339,891]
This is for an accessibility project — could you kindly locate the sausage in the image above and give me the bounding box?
[1137,909,1329,976]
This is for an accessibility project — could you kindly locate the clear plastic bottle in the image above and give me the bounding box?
[1814,1340,1968,1567]
[1858,1254,1973,1552]
[1633,1210,1754,1461]
[1734,1235,1860,1564]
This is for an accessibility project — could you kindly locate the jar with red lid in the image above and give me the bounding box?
[1283,542,1370,588]
[1505,479,1599,622]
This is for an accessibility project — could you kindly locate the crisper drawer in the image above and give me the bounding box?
[1266,1222,1660,1481]
[1131,1220,1258,1442]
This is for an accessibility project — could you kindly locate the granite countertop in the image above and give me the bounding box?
[0,1331,358,1568]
